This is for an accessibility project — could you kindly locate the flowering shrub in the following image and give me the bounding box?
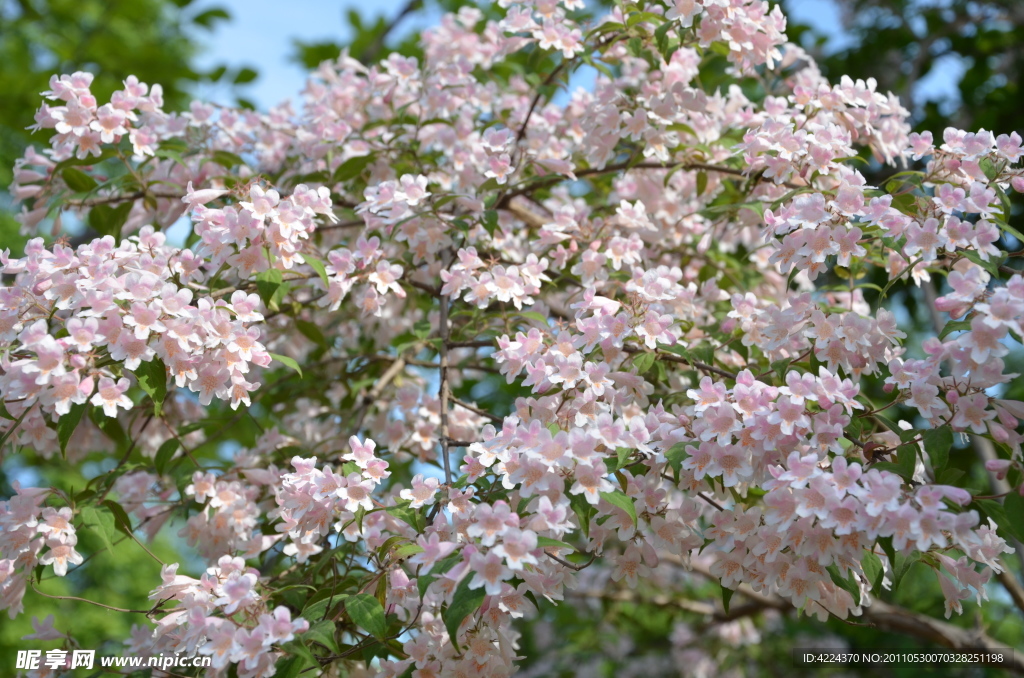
[3,0,1024,676]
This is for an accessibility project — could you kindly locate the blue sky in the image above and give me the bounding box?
[188,0,439,109]
[184,0,959,113]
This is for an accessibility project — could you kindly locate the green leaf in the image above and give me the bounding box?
[88,202,134,238]
[58,403,88,459]
[877,536,896,568]
[993,216,1024,244]
[721,585,734,615]
[632,352,656,375]
[387,503,425,533]
[599,490,637,528]
[62,167,98,192]
[303,620,340,654]
[345,593,387,641]
[861,550,885,598]
[569,491,595,538]
[102,500,134,538]
[938,468,965,485]
[771,358,792,379]
[997,494,1024,543]
[482,210,499,235]
[443,577,486,650]
[193,7,231,28]
[979,156,1000,181]
[333,154,375,182]
[296,319,329,349]
[896,444,916,481]
[938,319,972,341]
[614,447,633,472]
[960,248,1003,278]
[305,256,330,288]
[536,536,575,551]
[210,150,245,168]
[391,544,425,561]
[664,441,695,478]
[303,590,348,622]
[876,536,916,597]
[234,67,258,84]
[153,439,180,476]
[890,550,917,596]
[696,170,708,197]
[269,353,303,377]
[255,268,284,308]
[275,642,317,678]
[874,414,902,436]
[273,654,313,678]
[518,310,548,325]
[134,357,167,416]
[80,506,116,554]
[921,426,952,473]
[826,564,860,606]
[412,319,432,340]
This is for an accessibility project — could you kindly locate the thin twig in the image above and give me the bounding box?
[449,396,503,424]
[30,584,153,614]
[439,291,453,487]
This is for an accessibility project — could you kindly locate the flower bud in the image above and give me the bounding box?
[984,459,1011,480]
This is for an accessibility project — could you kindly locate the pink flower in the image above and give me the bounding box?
[90,376,132,416]
[467,550,511,596]
[399,474,439,509]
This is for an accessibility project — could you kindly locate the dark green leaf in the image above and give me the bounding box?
[938,319,972,340]
[303,620,340,654]
[296,319,329,349]
[233,67,258,84]
[80,506,116,554]
[569,491,595,538]
[305,256,330,288]
[62,167,97,192]
[345,593,387,640]
[721,585,734,615]
[862,551,885,598]
[599,490,637,528]
[443,577,486,650]
[58,403,88,459]
[632,352,656,375]
[896,445,916,481]
[664,441,695,478]
[536,536,575,551]
[997,494,1024,543]
[255,268,284,307]
[921,426,952,473]
[334,154,375,182]
[102,500,134,538]
[154,439,180,476]
[269,353,303,377]
[134,357,167,416]
[193,7,231,28]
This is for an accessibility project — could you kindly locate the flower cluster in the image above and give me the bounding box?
[141,558,309,678]
[0,485,82,619]
[0,230,272,458]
